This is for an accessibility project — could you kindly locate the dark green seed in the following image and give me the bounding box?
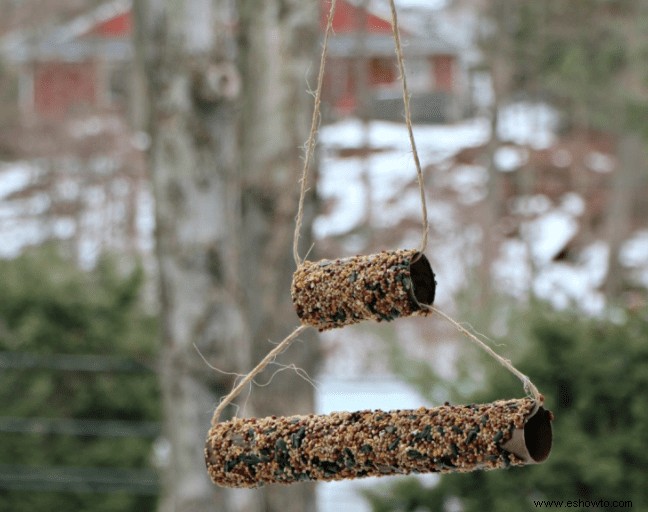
[360,444,373,454]
[320,461,340,474]
[465,429,479,444]
[291,426,306,448]
[225,458,239,472]
[407,449,424,460]
[240,454,262,466]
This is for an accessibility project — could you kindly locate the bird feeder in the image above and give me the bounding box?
[291,249,436,331]
[205,397,552,488]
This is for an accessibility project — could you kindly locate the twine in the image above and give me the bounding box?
[426,305,543,406]
[386,0,540,406]
[388,0,429,255]
[213,1,336,423]
[211,0,541,432]
[293,0,337,267]
[210,325,309,426]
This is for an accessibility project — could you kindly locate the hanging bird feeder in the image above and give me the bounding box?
[291,249,436,331]
[204,0,553,489]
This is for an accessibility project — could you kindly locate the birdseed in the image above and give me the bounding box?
[205,398,552,488]
[291,249,436,331]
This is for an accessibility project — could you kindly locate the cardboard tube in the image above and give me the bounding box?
[291,249,436,331]
[205,398,552,488]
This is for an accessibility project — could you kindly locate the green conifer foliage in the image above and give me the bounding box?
[0,247,160,512]
[364,305,648,511]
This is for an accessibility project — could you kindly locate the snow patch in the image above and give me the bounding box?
[498,102,558,149]
[585,151,615,173]
[620,230,648,268]
[559,192,585,217]
[510,194,551,217]
[0,219,47,258]
[313,156,366,238]
[493,239,531,299]
[316,118,491,238]
[532,242,608,315]
[523,210,578,264]
[444,164,488,204]
[0,162,33,199]
[495,145,527,172]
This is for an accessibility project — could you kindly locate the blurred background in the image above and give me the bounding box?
[0,0,647,511]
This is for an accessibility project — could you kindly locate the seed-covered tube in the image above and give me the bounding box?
[291,249,436,331]
[205,398,552,488]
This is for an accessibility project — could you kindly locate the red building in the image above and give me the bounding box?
[322,0,463,122]
[4,0,463,122]
[5,0,132,119]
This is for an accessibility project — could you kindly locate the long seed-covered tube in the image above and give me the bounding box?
[291,249,436,331]
[205,398,552,488]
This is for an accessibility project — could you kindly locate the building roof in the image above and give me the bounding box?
[324,0,458,58]
[2,0,132,63]
[2,0,458,63]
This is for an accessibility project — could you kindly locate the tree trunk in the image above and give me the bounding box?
[605,133,641,298]
[136,1,319,511]
[238,1,320,509]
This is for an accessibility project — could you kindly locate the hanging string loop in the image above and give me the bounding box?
[293,0,338,267]
[388,0,429,255]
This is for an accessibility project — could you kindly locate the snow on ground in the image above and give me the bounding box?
[315,117,489,240]
[532,241,609,315]
[523,209,579,265]
[316,103,558,242]
[495,145,528,172]
[585,151,615,173]
[0,158,153,267]
[315,103,615,318]
[621,230,648,287]
[498,102,559,149]
[0,162,33,199]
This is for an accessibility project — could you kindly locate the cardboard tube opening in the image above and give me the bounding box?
[524,406,552,462]
[410,252,436,306]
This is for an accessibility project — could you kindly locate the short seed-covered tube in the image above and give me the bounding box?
[205,398,552,488]
[291,249,436,331]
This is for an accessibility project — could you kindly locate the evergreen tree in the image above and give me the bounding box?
[0,247,160,512]
[363,303,648,511]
